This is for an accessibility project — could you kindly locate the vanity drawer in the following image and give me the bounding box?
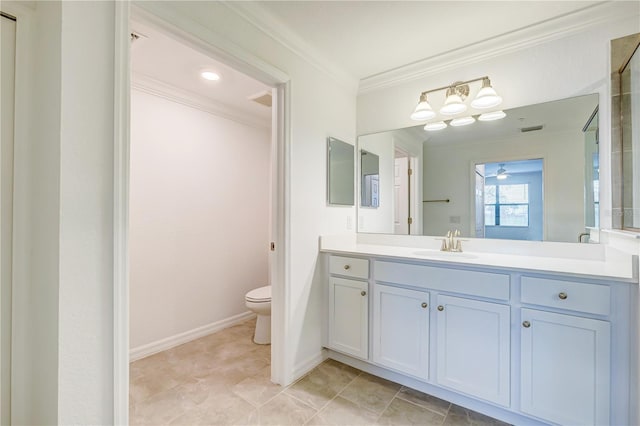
[374,261,510,301]
[330,255,369,279]
[521,277,610,316]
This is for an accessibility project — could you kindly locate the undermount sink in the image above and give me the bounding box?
[413,250,479,260]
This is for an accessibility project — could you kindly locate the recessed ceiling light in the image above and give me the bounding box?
[201,71,220,81]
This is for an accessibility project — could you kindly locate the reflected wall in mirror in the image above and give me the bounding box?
[357,94,599,243]
[327,137,354,206]
[360,150,380,208]
[621,39,640,229]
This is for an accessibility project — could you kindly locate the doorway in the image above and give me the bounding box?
[114,5,290,423]
[393,149,419,235]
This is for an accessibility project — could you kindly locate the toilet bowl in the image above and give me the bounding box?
[245,285,271,344]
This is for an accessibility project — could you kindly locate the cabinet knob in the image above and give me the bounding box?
[344,265,351,270]
[437,305,444,311]
[558,292,568,300]
[361,290,367,296]
[421,302,428,308]
[522,321,531,328]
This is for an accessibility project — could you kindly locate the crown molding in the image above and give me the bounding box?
[359,2,637,94]
[221,1,359,94]
[131,72,271,130]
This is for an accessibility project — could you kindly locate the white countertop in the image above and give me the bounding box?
[320,234,638,282]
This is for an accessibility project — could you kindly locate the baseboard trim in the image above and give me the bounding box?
[129,311,256,362]
[292,349,328,382]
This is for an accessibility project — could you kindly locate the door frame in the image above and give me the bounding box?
[113,3,291,423]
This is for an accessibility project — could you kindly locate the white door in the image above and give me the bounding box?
[474,165,485,238]
[394,154,409,234]
[435,295,510,406]
[328,277,368,359]
[1,12,16,425]
[372,283,429,380]
[520,308,610,425]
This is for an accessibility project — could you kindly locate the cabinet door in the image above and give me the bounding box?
[373,284,429,380]
[520,308,610,426]
[436,295,510,406]
[328,277,368,359]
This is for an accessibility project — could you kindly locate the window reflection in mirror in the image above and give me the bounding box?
[361,150,380,208]
[356,94,599,243]
[327,137,354,206]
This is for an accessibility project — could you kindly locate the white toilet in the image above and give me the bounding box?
[245,285,271,344]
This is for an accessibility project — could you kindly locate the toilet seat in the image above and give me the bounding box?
[246,285,271,303]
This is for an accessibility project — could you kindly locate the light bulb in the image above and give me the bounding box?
[471,78,502,109]
[478,110,506,121]
[450,116,476,127]
[201,71,221,81]
[410,93,436,121]
[440,94,467,116]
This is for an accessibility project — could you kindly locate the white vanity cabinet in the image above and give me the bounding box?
[520,277,612,426]
[327,256,369,359]
[372,283,429,380]
[323,248,636,426]
[435,294,511,407]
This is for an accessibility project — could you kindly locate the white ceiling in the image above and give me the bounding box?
[252,1,601,80]
[130,21,272,127]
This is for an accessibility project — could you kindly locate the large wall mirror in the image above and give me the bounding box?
[357,94,599,243]
[327,137,355,206]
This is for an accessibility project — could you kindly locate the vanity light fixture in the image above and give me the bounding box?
[411,76,503,121]
[450,116,476,127]
[201,71,221,81]
[424,121,447,131]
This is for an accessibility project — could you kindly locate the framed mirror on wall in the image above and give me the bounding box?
[327,137,355,206]
[356,93,599,243]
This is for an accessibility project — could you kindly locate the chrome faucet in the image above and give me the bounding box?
[439,229,464,252]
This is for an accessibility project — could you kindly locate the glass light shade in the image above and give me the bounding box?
[440,94,467,115]
[424,121,447,131]
[496,173,508,180]
[471,86,502,109]
[478,110,506,121]
[410,101,436,121]
[450,116,476,127]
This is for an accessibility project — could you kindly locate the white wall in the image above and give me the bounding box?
[357,9,640,232]
[9,0,357,422]
[423,129,584,243]
[129,89,270,350]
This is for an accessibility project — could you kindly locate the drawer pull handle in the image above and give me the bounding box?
[344,265,351,270]
[437,305,444,311]
[421,302,428,308]
[558,292,568,300]
[361,291,367,296]
[522,321,531,328]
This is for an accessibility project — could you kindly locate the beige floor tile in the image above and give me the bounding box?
[442,404,511,426]
[130,385,199,425]
[307,396,380,426]
[285,359,360,409]
[339,372,401,414]
[130,364,196,404]
[232,366,283,407]
[377,397,445,426]
[257,392,317,425]
[396,387,451,416]
[169,389,256,426]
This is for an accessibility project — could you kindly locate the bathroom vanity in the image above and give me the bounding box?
[320,234,638,426]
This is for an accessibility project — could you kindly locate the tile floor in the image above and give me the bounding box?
[130,319,510,425]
